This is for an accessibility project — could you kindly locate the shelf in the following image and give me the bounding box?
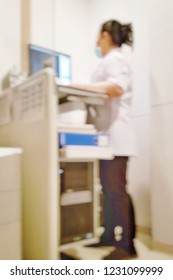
[59,237,99,251]
[56,84,108,106]
[59,145,113,160]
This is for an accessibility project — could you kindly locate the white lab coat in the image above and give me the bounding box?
[90,48,137,156]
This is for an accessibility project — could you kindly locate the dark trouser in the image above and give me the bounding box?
[99,157,136,253]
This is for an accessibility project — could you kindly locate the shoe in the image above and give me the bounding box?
[128,245,137,257]
[103,247,137,260]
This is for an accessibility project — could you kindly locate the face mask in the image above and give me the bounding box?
[94,47,102,58]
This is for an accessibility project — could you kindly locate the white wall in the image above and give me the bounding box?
[128,0,151,229]
[149,0,173,246]
[30,0,54,50]
[0,0,21,89]
[54,0,90,82]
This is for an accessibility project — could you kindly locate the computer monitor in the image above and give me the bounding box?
[29,44,71,83]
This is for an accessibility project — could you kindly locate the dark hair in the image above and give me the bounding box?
[101,19,133,47]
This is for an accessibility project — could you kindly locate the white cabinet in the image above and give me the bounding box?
[0,148,22,260]
[0,69,112,259]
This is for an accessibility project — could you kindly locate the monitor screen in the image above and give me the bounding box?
[58,53,71,84]
[29,44,71,83]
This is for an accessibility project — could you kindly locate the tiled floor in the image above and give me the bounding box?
[135,233,173,260]
[61,233,173,260]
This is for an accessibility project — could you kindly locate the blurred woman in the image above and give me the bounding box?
[72,19,137,259]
